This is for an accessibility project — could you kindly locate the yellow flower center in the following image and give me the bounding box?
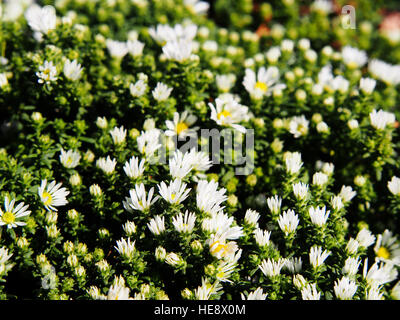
[216,271,225,279]
[217,110,232,120]
[298,124,308,135]
[2,211,15,224]
[171,194,176,201]
[66,157,73,165]
[346,61,358,69]
[176,122,188,135]
[377,247,390,260]
[210,240,228,257]
[42,191,53,206]
[255,81,268,92]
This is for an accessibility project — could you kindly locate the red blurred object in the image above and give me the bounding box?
[380,12,400,32]
[256,24,269,37]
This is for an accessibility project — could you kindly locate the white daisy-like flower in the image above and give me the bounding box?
[165,111,198,138]
[277,209,299,235]
[59,149,81,169]
[374,229,400,266]
[149,23,197,44]
[115,237,136,260]
[241,287,268,300]
[244,209,260,227]
[172,210,196,233]
[152,82,173,102]
[216,74,236,93]
[339,185,357,203]
[63,59,83,81]
[365,285,384,300]
[123,156,145,180]
[342,257,361,276]
[253,228,271,247]
[196,179,227,215]
[215,260,237,283]
[162,39,194,62]
[165,252,184,267]
[267,195,282,215]
[331,195,344,211]
[388,176,400,196]
[130,79,148,97]
[301,283,321,300]
[187,148,212,179]
[259,258,287,278]
[96,156,117,175]
[292,182,309,200]
[0,73,8,88]
[334,276,358,300]
[289,115,309,138]
[106,39,128,59]
[158,179,191,204]
[285,257,303,274]
[209,95,249,133]
[346,238,360,255]
[137,128,162,157]
[243,66,286,99]
[127,39,145,57]
[312,171,329,187]
[363,258,398,287]
[169,149,193,180]
[369,109,396,130]
[25,4,56,36]
[207,233,239,260]
[38,179,70,211]
[0,246,13,265]
[356,228,376,248]
[0,197,31,229]
[109,126,127,145]
[284,152,303,175]
[107,283,132,300]
[310,0,333,14]
[308,206,330,227]
[309,246,331,269]
[36,60,58,84]
[341,46,368,69]
[359,77,376,94]
[184,0,209,15]
[147,215,166,235]
[123,183,158,213]
[202,211,243,239]
[369,59,400,86]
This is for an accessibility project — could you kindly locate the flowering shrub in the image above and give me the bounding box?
[1,0,400,300]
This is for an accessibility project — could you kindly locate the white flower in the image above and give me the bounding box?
[25,4,56,35]
[241,287,268,300]
[162,39,193,62]
[369,59,400,86]
[298,38,310,51]
[363,258,398,287]
[284,257,303,274]
[388,176,400,196]
[216,74,236,93]
[137,129,162,157]
[346,238,360,255]
[308,206,330,227]
[309,246,330,269]
[0,73,8,88]
[391,281,400,300]
[147,215,166,235]
[267,195,282,215]
[36,60,58,84]
[122,221,137,236]
[244,209,260,227]
[123,156,145,179]
[374,229,400,266]
[347,119,359,130]
[339,185,357,203]
[106,39,128,59]
[149,23,197,44]
[277,209,299,235]
[196,180,227,215]
[0,246,13,266]
[0,197,31,229]
[259,258,287,278]
[341,46,367,68]
[334,277,358,300]
[107,283,131,300]
[172,210,196,233]
[365,285,384,300]
[168,150,193,180]
[186,148,212,178]
[96,116,108,129]
[63,59,83,81]
[285,152,303,175]
[289,115,309,138]
[281,39,294,53]
[123,183,158,212]
[215,260,238,283]
[312,171,328,186]
[184,0,209,15]
[38,179,69,211]
[253,228,271,247]
[115,237,136,259]
[359,77,376,94]
[165,252,183,266]
[310,0,333,14]
[293,274,308,289]
[243,66,286,99]
[342,257,361,276]
[59,149,81,168]
[331,195,344,211]
[127,39,145,57]
[209,95,249,133]
[301,283,321,300]
[369,109,396,130]
[158,179,191,204]
[130,79,147,97]
[208,234,239,260]
[96,156,117,175]
[152,82,173,101]
[165,111,198,138]
[89,184,103,197]
[109,126,127,145]
[292,182,308,200]
[356,228,376,248]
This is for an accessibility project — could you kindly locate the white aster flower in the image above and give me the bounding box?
[216,74,236,93]
[152,82,173,102]
[187,148,212,179]
[107,283,131,300]
[130,79,148,97]
[388,176,400,196]
[184,0,209,15]
[277,209,299,236]
[38,179,69,211]
[359,77,376,94]
[308,206,330,227]
[36,60,58,84]
[292,182,309,200]
[96,156,117,175]
[106,39,128,59]
[267,195,282,215]
[162,39,194,62]
[284,152,303,175]
[334,276,358,300]
[123,156,145,179]
[259,258,287,278]
[310,0,333,14]
[342,257,361,276]
[172,210,196,233]
[312,171,329,187]
[241,287,267,300]
[346,238,360,255]
[137,128,162,157]
[0,197,31,229]
[374,229,400,266]
[356,228,376,248]
[59,149,81,169]
[127,39,145,57]
[208,233,239,260]
[115,237,136,259]
[123,183,158,212]
[341,46,367,69]
[369,59,400,86]
[253,228,271,247]
[25,4,56,36]
[243,66,285,100]
[244,209,260,227]
[158,179,191,204]
[147,215,166,235]
[165,111,198,138]
[0,73,8,88]
[301,283,321,300]
[369,109,396,130]
[169,150,193,180]
[363,258,398,287]
[331,195,344,211]
[165,252,184,267]
[209,95,249,133]
[109,126,127,145]
[289,115,309,138]
[339,185,357,203]
[365,285,384,300]
[196,180,227,215]
[284,257,303,274]
[63,59,83,81]
[149,23,197,44]
[309,246,330,269]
